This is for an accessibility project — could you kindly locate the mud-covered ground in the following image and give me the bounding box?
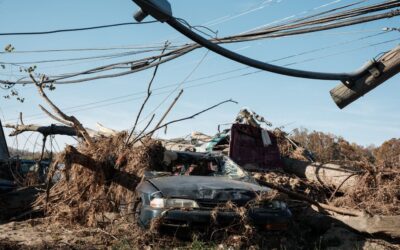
[0,216,398,250]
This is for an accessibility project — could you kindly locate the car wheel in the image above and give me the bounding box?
[133,199,142,218]
[133,199,146,227]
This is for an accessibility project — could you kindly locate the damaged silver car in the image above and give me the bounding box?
[134,151,292,230]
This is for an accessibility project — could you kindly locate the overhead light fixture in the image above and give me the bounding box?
[132,0,172,23]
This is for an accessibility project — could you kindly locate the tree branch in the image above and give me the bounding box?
[131,114,155,144]
[150,89,184,138]
[126,43,169,145]
[30,73,94,147]
[256,179,362,217]
[134,99,238,142]
[19,112,24,125]
[4,123,78,137]
[39,105,73,126]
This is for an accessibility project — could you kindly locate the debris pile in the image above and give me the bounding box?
[332,167,400,215]
[34,132,164,226]
[1,107,400,249]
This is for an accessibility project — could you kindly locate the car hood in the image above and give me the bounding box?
[148,176,269,203]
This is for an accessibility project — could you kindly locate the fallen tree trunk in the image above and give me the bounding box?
[300,209,400,240]
[5,124,77,137]
[258,177,400,238]
[283,158,360,193]
[256,179,362,216]
[331,213,400,238]
[5,123,117,138]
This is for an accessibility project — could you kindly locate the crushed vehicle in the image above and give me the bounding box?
[134,150,292,229]
[161,108,286,171]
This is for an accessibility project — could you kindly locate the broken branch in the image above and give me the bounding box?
[126,59,161,144]
[149,89,184,137]
[30,73,94,148]
[39,105,73,126]
[132,114,155,144]
[19,112,24,125]
[135,98,238,143]
[126,44,169,144]
[257,179,362,217]
[5,124,78,137]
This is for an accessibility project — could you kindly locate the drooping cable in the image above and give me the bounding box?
[0,21,157,36]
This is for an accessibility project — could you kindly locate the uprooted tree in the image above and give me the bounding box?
[4,69,237,227]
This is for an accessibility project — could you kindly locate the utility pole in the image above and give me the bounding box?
[330,45,400,109]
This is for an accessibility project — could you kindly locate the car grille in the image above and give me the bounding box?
[197,200,249,209]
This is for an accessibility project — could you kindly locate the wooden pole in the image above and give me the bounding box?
[283,158,361,193]
[330,45,400,109]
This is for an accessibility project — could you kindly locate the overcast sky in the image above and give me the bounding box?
[1,0,399,152]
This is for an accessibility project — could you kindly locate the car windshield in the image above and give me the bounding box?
[169,152,250,181]
[218,156,247,179]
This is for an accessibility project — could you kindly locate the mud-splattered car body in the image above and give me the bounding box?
[135,151,291,229]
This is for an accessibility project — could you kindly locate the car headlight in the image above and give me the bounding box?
[150,198,199,209]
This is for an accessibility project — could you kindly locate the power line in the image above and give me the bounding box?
[0,0,277,54]
[138,49,211,124]
[1,30,380,74]
[0,0,335,56]
[168,0,347,44]
[0,21,157,36]
[2,1,398,85]
[242,0,354,34]
[1,30,393,117]
[0,44,182,54]
[164,0,284,43]
[1,1,400,89]
[36,10,400,83]
[5,35,398,125]
[1,48,165,65]
[203,0,278,27]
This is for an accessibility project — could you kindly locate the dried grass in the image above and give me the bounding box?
[273,129,310,162]
[274,128,400,216]
[23,172,41,186]
[333,170,400,215]
[35,132,165,226]
[253,171,328,203]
